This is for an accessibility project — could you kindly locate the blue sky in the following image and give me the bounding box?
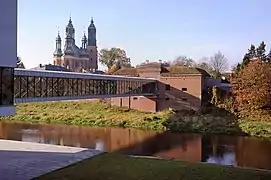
[18,0,271,70]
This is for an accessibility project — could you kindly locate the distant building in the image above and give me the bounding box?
[111,61,212,112]
[31,64,72,72]
[53,17,98,72]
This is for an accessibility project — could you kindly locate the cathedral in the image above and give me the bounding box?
[53,17,98,72]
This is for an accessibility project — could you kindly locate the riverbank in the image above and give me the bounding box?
[35,153,271,180]
[1,101,271,138]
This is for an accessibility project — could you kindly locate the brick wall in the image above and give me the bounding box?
[157,75,203,111]
[110,96,157,112]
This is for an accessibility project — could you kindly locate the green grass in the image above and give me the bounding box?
[239,120,271,138]
[0,101,171,131]
[35,153,271,180]
[1,101,271,138]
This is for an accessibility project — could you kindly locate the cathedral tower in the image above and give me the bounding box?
[87,17,98,71]
[52,17,98,72]
[63,17,75,56]
[53,31,63,66]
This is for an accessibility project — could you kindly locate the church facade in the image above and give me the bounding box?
[53,17,98,72]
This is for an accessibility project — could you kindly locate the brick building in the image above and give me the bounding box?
[109,62,211,112]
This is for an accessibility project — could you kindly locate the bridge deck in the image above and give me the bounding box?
[13,69,157,103]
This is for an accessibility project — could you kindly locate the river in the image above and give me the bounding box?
[0,121,271,170]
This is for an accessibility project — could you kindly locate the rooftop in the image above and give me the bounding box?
[113,68,139,77]
[113,63,210,77]
[31,64,72,72]
[161,66,210,77]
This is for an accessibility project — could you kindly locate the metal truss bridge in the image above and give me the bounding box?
[10,69,157,103]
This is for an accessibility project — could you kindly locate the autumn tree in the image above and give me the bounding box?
[232,60,271,111]
[107,59,122,75]
[209,51,228,79]
[99,48,131,70]
[266,49,271,62]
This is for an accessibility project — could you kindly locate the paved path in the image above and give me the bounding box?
[0,140,102,180]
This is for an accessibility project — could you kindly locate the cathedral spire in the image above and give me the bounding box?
[53,31,63,57]
[88,16,96,46]
[63,17,76,56]
[81,31,87,49]
[66,16,75,39]
[88,17,95,28]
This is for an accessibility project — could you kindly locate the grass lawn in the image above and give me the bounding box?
[1,101,271,138]
[0,101,171,131]
[35,153,271,180]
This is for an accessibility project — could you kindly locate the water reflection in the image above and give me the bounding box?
[0,121,271,170]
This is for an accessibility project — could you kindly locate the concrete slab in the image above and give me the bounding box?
[0,139,102,180]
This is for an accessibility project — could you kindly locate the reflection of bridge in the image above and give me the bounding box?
[13,69,157,103]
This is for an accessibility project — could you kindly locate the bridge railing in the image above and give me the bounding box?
[14,69,157,103]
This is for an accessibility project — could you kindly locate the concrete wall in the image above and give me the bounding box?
[0,0,17,68]
[0,0,17,116]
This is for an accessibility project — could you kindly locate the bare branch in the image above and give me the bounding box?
[209,51,228,78]
[171,55,196,67]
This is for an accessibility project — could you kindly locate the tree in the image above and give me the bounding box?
[196,57,214,74]
[107,56,132,75]
[171,55,196,67]
[231,63,239,73]
[266,49,271,62]
[247,44,256,59]
[120,57,132,68]
[256,41,266,61]
[237,44,256,72]
[231,60,271,111]
[16,57,25,69]
[235,63,242,72]
[107,60,121,75]
[99,48,130,69]
[209,51,228,79]
[237,43,267,72]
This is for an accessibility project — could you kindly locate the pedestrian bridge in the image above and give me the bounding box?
[12,69,157,103]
